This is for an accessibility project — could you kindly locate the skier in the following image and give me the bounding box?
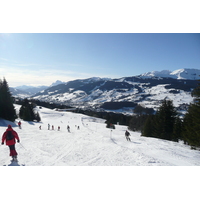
[18,121,21,129]
[58,126,60,131]
[67,125,70,132]
[48,124,50,130]
[1,125,20,161]
[125,130,131,141]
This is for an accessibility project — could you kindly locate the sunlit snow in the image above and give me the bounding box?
[1,105,200,166]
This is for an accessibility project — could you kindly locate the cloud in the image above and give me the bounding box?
[0,63,113,87]
[0,59,118,87]
[0,57,9,61]
[0,67,75,86]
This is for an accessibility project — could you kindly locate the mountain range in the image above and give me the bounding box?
[139,68,200,80]
[11,68,200,114]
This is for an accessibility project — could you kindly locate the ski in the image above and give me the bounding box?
[3,157,25,166]
[4,162,25,166]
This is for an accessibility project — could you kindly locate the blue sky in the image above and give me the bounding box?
[0,33,200,87]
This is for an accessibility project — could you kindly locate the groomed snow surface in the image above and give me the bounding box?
[1,105,200,166]
[1,105,199,200]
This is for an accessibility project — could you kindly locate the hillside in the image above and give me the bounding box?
[10,68,200,114]
[1,105,200,166]
[32,76,197,114]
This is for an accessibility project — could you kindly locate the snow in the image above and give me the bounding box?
[140,68,200,80]
[32,73,196,113]
[140,70,174,79]
[1,104,199,166]
[1,104,199,199]
[171,68,200,80]
[143,84,194,108]
[50,80,66,87]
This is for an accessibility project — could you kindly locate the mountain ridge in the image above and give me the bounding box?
[139,68,200,80]
[11,68,200,113]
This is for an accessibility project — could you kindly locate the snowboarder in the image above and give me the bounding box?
[18,121,21,129]
[125,130,131,141]
[1,125,20,161]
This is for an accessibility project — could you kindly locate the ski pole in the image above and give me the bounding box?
[19,143,27,151]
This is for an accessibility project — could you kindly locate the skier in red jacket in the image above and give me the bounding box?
[1,125,20,161]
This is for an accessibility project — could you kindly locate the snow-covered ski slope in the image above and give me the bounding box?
[0,105,200,166]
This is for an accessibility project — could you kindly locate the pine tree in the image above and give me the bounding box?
[172,116,182,142]
[154,99,177,140]
[192,79,200,104]
[141,115,155,137]
[19,99,40,121]
[0,78,17,121]
[182,79,200,148]
[182,106,200,147]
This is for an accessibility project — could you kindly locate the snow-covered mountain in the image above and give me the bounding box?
[11,78,108,98]
[139,68,200,80]
[49,80,66,87]
[31,69,199,113]
[11,81,67,97]
[1,104,199,166]
[9,87,31,98]
[12,85,48,97]
[171,68,200,80]
[11,68,200,113]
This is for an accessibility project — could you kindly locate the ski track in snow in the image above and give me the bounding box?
[1,105,200,166]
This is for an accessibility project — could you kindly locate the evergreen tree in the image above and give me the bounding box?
[0,78,17,121]
[141,115,155,137]
[182,79,200,148]
[19,98,41,121]
[172,116,182,142]
[142,99,178,141]
[154,99,177,140]
[192,79,200,103]
[182,106,200,147]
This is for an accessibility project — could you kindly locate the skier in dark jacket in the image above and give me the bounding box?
[67,125,70,132]
[1,125,20,161]
[18,121,21,129]
[125,130,131,141]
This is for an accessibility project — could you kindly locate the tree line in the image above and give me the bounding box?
[0,78,41,122]
[136,79,200,149]
[0,78,17,121]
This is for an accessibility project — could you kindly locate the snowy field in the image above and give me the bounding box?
[1,105,199,199]
[1,105,200,166]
